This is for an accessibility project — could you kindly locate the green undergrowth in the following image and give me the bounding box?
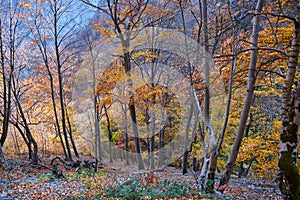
[104,178,233,200]
[37,169,233,199]
[105,178,195,199]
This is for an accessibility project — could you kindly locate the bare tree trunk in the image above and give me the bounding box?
[122,104,130,165]
[195,0,217,189]
[31,0,68,158]
[206,14,242,191]
[53,0,72,160]
[11,73,39,164]
[47,64,67,158]
[128,102,145,169]
[201,0,216,150]
[219,0,264,189]
[198,121,208,189]
[65,105,79,157]
[104,105,113,163]
[107,0,146,170]
[125,58,145,169]
[0,143,8,170]
[149,112,155,170]
[179,0,196,175]
[182,103,194,174]
[278,2,300,198]
[146,110,155,170]
[95,96,103,162]
[158,106,166,168]
[0,12,12,146]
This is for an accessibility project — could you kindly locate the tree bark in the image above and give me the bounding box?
[0,10,13,146]
[122,104,130,165]
[149,112,155,170]
[94,80,103,163]
[0,143,8,170]
[197,0,217,190]
[124,40,145,169]
[201,0,216,149]
[104,105,113,163]
[182,103,194,174]
[65,105,79,157]
[278,2,300,198]
[146,111,155,170]
[45,56,67,158]
[13,90,39,164]
[158,106,166,168]
[219,0,264,190]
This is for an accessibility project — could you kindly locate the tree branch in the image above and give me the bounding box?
[214,46,290,59]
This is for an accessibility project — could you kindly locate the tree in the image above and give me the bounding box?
[81,0,157,170]
[96,63,124,163]
[28,0,81,160]
[0,0,43,164]
[29,1,67,158]
[52,0,73,160]
[11,83,39,164]
[0,0,15,146]
[219,0,265,190]
[82,29,104,163]
[278,1,300,198]
[207,20,239,192]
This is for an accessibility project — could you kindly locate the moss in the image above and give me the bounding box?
[279,151,300,199]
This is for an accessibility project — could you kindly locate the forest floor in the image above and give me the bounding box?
[0,156,283,200]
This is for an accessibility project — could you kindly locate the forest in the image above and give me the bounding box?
[0,0,299,199]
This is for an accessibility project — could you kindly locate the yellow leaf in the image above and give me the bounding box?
[20,1,31,7]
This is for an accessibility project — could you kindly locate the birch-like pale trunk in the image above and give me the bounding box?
[196,0,217,188]
[201,0,216,150]
[278,2,300,198]
[179,0,213,179]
